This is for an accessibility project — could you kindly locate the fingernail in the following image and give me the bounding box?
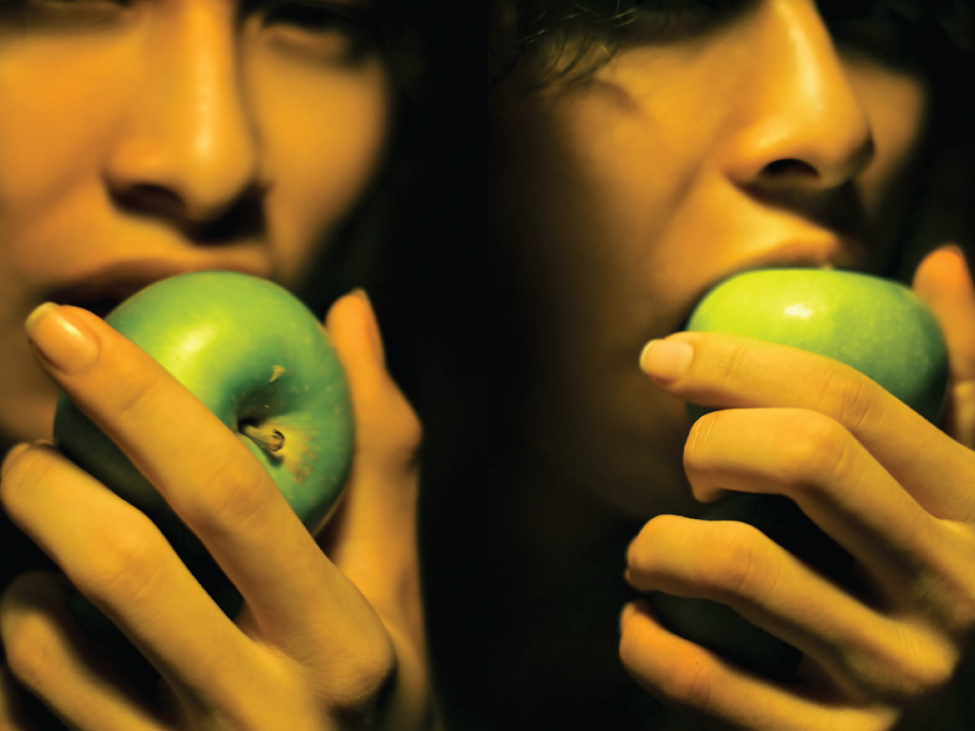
[25,303,100,374]
[639,338,693,383]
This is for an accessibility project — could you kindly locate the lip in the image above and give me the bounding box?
[45,259,236,319]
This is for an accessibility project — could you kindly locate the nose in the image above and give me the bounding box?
[103,1,263,229]
[722,0,874,193]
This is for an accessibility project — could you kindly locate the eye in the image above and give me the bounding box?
[2,0,129,28]
[255,0,378,62]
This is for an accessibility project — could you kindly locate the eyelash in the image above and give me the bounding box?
[257,0,377,51]
[14,0,379,47]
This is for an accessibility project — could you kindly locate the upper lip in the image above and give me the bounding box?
[46,258,259,317]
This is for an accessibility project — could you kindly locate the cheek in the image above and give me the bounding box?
[491,95,700,515]
[497,76,717,359]
[845,59,928,213]
[246,54,390,284]
[0,37,127,225]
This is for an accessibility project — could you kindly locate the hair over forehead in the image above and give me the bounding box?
[489,0,974,89]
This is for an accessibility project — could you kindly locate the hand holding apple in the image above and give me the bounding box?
[1,288,431,730]
[646,268,949,680]
[52,271,354,617]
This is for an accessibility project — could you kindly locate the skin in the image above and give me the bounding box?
[0,0,389,444]
[492,0,975,728]
[0,0,434,727]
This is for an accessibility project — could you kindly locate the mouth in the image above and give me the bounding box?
[676,249,859,333]
[49,283,144,319]
[45,263,196,320]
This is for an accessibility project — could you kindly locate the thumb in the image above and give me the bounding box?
[913,245,975,447]
[321,290,423,618]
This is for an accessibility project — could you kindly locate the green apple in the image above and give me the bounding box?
[54,271,354,617]
[686,268,948,421]
[649,268,949,681]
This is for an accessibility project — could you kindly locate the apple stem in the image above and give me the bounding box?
[242,423,285,453]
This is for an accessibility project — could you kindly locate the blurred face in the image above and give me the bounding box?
[492,0,930,517]
[0,0,389,443]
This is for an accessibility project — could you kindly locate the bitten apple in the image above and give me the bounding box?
[54,271,354,616]
[649,268,949,681]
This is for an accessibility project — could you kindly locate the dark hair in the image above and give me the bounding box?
[490,0,975,91]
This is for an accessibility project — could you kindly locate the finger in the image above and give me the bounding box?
[24,304,389,666]
[323,291,423,621]
[639,332,975,520]
[683,408,944,599]
[2,666,51,731]
[913,246,975,448]
[619,601,897,731]
[321,292,432,728]
[1,572,164,731]
[0,443,258,702]
[626,515,957,702]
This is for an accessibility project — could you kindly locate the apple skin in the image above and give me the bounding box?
[649,268,949,681]
[685,268,948,421]
[53,271,354,616]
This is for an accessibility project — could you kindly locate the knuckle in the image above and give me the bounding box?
[659,654,716,712]
[777,412,856,492]
[391,390,423,453]
[326,634,398,712]
[75,515,166,606]
[682,413,717,476]
[362,385,424,470]
[914,526,975,635]
[704,521,777,601]
[818,369,880,432]
[110,374,158,425]
[180,451,273,534]
[386,397,424,469]
[713,340,752,393]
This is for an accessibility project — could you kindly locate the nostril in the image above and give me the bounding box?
[191,187,266,244]
[113,184,186,221]
[764,158,818,178]
[111,183,266,244]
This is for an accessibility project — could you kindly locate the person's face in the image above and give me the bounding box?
[0,0,389,444]
[492,0,930,517]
